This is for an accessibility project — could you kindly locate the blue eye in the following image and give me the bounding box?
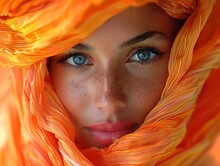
[129,48,163,63]
[66,53,90,66]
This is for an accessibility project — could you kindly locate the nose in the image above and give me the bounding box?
[95,70,127,113]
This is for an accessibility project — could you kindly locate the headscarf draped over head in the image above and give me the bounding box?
[0,0,220,165]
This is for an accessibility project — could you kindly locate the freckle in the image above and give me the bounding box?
[137,87,144,99]
[93,76,100,84]
[70,81,86,99]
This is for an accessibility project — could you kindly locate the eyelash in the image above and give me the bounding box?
[125,47,165,65]
[55,47,165,69]
[55,51,92,70]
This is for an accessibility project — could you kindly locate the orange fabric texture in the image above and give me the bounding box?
[0,0,220,165]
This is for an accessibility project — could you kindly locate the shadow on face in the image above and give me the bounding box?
[48,3,184,149]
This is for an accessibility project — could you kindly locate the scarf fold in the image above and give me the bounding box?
[1,0,220,165]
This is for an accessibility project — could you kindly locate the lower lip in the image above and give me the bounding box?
[86,126,138,146]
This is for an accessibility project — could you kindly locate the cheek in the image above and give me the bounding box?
[138,72,166,101]
[130,61,168,118]
[69,81,88,99]
[134,77,165,109]
[50,67,90,124]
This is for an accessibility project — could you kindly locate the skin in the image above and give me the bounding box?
[49,4,181,149]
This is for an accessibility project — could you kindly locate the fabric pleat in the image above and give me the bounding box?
[0,0,220,165]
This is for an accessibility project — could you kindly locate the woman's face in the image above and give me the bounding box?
[49,4,180,149]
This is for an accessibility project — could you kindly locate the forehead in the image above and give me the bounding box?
[83,3,177,45]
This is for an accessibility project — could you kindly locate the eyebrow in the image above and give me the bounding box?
[72,31,168,51]
[72,43,94,51]
[120,31,168,48]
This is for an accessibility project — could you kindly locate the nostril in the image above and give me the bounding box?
[96,94,127,112]
[97,103,126,113]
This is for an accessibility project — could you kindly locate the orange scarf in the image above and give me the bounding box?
[0,0,220,165]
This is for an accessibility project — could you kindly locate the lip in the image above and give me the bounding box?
[86,122,139,146]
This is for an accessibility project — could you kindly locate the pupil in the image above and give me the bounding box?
[137,50,150,61]
[73,55,86,65]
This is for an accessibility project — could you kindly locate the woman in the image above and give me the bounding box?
[49,3,182,149]
[0,0,220,165]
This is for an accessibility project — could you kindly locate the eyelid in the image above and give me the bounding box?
[56,50,94,64]
[125,47,164,63]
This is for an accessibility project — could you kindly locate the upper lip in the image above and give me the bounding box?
[86,121,137,132]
